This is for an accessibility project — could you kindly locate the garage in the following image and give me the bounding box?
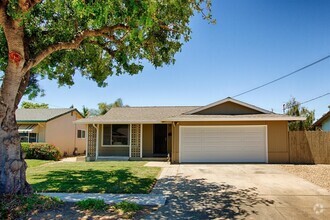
[179,125,267,163]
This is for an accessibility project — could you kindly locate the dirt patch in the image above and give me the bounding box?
[26,202,153,220]
[280,164,330,191]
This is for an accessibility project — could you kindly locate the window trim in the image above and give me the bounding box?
[101,124,130,147]
[19,132,38,143]
[77,129,86,139]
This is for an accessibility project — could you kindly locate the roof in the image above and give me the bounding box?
[313,111,330,127]
[16,108,81,122]
[75,106,198,124]
[184,97,272,114]
[163,114,306,122]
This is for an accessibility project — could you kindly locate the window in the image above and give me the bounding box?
[19,133,38,143]
[102,124,129,146]
[77,130,86,139]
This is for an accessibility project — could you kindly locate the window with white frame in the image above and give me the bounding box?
[77,130,86,138]
[19,132,38,143]
[103,124,129,146]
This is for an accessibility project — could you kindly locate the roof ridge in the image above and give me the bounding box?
[112,106,200,108]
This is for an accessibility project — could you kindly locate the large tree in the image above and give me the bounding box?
[0,1,214,194]
[284,97,315,131]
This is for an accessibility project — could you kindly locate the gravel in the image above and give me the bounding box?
[279,164,330,191]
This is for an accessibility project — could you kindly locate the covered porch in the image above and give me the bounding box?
[85,123,172,161]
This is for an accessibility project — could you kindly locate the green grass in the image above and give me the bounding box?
[77,198,108,210]
[27,161,160,194]
[26,159,52,168]
[114,201,142,213]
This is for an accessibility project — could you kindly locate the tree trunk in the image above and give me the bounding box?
[0,106,32,194]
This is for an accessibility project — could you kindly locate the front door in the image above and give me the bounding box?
[153,124,167,155]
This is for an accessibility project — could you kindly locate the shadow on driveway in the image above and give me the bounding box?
[144,176,275,219]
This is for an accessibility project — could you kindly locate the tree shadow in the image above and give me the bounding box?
[30,169,156,194]
[144,176,275,219]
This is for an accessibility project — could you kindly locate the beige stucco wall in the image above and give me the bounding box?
[142,124,153,157]
[36,123,46,142]
[171,121,289,164]
[45,111,86,155]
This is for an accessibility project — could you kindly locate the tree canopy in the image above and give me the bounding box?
[284,97,315,131]
[20,101,48,109]
[0,0,214,98]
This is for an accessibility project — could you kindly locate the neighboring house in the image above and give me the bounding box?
[313,111,330,131]
[16,108,86,155]
[75,97,305,163]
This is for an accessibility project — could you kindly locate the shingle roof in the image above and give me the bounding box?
[16,108,77,122]
[75,106,199,124]
[163,114,306,122]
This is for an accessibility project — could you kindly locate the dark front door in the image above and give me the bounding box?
[153,124,168,155]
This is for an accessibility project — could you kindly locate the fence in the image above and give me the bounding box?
[288,131,330,164]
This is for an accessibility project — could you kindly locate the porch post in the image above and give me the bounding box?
[85,124,89,157]
[140,124,143,158]
[129,124,132,158]
[95,124,99,160]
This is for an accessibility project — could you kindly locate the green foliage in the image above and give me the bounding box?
[21,101,49,109]
[114,201,142,213]
[21,142,30,153]
[0,194,62,219]
[77,198,108,210]
[82,105,89,117]
[284,97,315,131]
[88,98,127,115]
[0,0,214,98]
[25,143,61,161]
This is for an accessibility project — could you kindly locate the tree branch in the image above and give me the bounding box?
[88,40,117,57]
[23,24,129,72]
[18,0,42,12]
[0,0,9,26]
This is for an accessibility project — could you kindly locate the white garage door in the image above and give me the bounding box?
[179,126,267,163]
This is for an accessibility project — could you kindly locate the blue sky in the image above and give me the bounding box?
[22,0,330,119]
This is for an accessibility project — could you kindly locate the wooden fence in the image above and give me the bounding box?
[288,131,330,164]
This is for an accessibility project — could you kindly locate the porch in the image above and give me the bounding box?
[85,123,172,161]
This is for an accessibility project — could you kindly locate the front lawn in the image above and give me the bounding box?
[26,161,160,194]
[26,159,53,168]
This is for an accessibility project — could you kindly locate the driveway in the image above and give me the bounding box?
[143,164,330,219]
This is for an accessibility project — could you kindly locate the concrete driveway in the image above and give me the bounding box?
[143,164,330,219]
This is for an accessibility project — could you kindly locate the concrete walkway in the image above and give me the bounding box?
[41,192,166,206]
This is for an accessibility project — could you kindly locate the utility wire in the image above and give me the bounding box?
[233,55,330,98]
[301,92,330,105]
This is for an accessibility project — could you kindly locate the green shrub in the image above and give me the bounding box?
[25,143,61,161]
[77,198,108,210]
[21,142,30,153]
[114,201,142,213]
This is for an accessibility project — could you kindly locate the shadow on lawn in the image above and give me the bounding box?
[144,176,275,219]
[31,169,156,194]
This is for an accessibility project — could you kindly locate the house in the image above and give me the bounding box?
[313,110,330,131]
[16,108,86,155]
[75,97,305,163]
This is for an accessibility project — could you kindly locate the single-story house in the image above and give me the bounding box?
[313,110,330,131]
[16,108,86,155]
[75,97,305,163]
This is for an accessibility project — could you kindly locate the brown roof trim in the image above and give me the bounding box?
[46,108,83,122]
[313,111,330,127]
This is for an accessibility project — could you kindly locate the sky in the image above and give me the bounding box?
[21,0,330,119]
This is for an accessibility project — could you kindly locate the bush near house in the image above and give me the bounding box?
[22,143,62,161]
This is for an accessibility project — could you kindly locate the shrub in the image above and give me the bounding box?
[114,201,142,213]
[21,142,30,153]
[25,143,61,161]
[77,198,108,210]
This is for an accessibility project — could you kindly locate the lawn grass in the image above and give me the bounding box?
[26,161,160,194]
[26,159,53,168]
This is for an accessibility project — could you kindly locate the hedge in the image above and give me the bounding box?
[22,143,61,161]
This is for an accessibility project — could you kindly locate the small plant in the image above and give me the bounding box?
[21,142,30,154]
[25,143,61,161]
[76,198,108,210]
[114,201,142,213]
[0,194,62,219]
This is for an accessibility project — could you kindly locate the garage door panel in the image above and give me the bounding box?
[180,126,267,163]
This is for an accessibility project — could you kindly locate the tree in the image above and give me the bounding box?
[20,101,48,109]
[0,0,214,194]
[98,98,126,115]
[81,105,89,118]
[284,98,315,131]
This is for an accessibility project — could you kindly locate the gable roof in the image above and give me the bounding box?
[16,108,82,122]
[75,106,198,124]
[313,111,330,127]
[184,97,272,115]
